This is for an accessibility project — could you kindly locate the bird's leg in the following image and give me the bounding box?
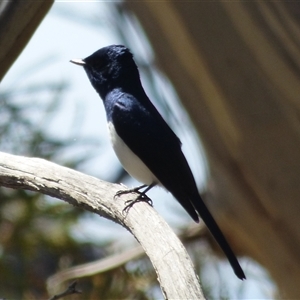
[115,183,157,213]
[115,184,148,198]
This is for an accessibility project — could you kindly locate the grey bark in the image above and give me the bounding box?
[0,151,204,299]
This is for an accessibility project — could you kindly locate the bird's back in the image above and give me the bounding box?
[107,89,200,221]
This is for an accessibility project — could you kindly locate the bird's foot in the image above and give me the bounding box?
[114,184,156,214]
[123,196,153,214]
[114,184,148,199]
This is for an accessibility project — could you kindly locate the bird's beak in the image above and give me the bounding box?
[70,58,86,66]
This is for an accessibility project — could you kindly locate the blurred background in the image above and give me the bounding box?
[2,1,300,299]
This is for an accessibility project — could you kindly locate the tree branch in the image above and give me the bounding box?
[47,223,207,289]
[0,151,204,299]
[48,281,81,300]
[47,245,145,290]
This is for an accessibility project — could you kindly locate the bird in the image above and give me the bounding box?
[70,44,246,280]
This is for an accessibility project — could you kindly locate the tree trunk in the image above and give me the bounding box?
[124,1,300,297]
[0,0,53,81]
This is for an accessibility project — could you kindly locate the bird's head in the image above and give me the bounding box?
[70,45,140,98]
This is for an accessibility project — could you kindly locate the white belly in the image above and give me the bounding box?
[108,122,159,185]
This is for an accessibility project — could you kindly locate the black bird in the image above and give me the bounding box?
[70,45,245,280]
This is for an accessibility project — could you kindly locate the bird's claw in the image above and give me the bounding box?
[114,189,127,199]
[114,184,148,199]
[114,189,138,200]
[122,196,153,214]
[114,184,154,214]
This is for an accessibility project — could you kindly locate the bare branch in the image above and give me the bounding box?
[48,281,81,300]
[47,246,145,288]
[47,223,207,289]
[0,152,204,299]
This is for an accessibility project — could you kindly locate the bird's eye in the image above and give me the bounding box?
[93,61,103,68]
[95,61,110,73]
[94,57,108,68]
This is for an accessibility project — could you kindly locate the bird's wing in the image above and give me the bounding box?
[111,94,246,280]
[111,93,199,221]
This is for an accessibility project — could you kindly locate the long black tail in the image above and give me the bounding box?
[193,194,246,280]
